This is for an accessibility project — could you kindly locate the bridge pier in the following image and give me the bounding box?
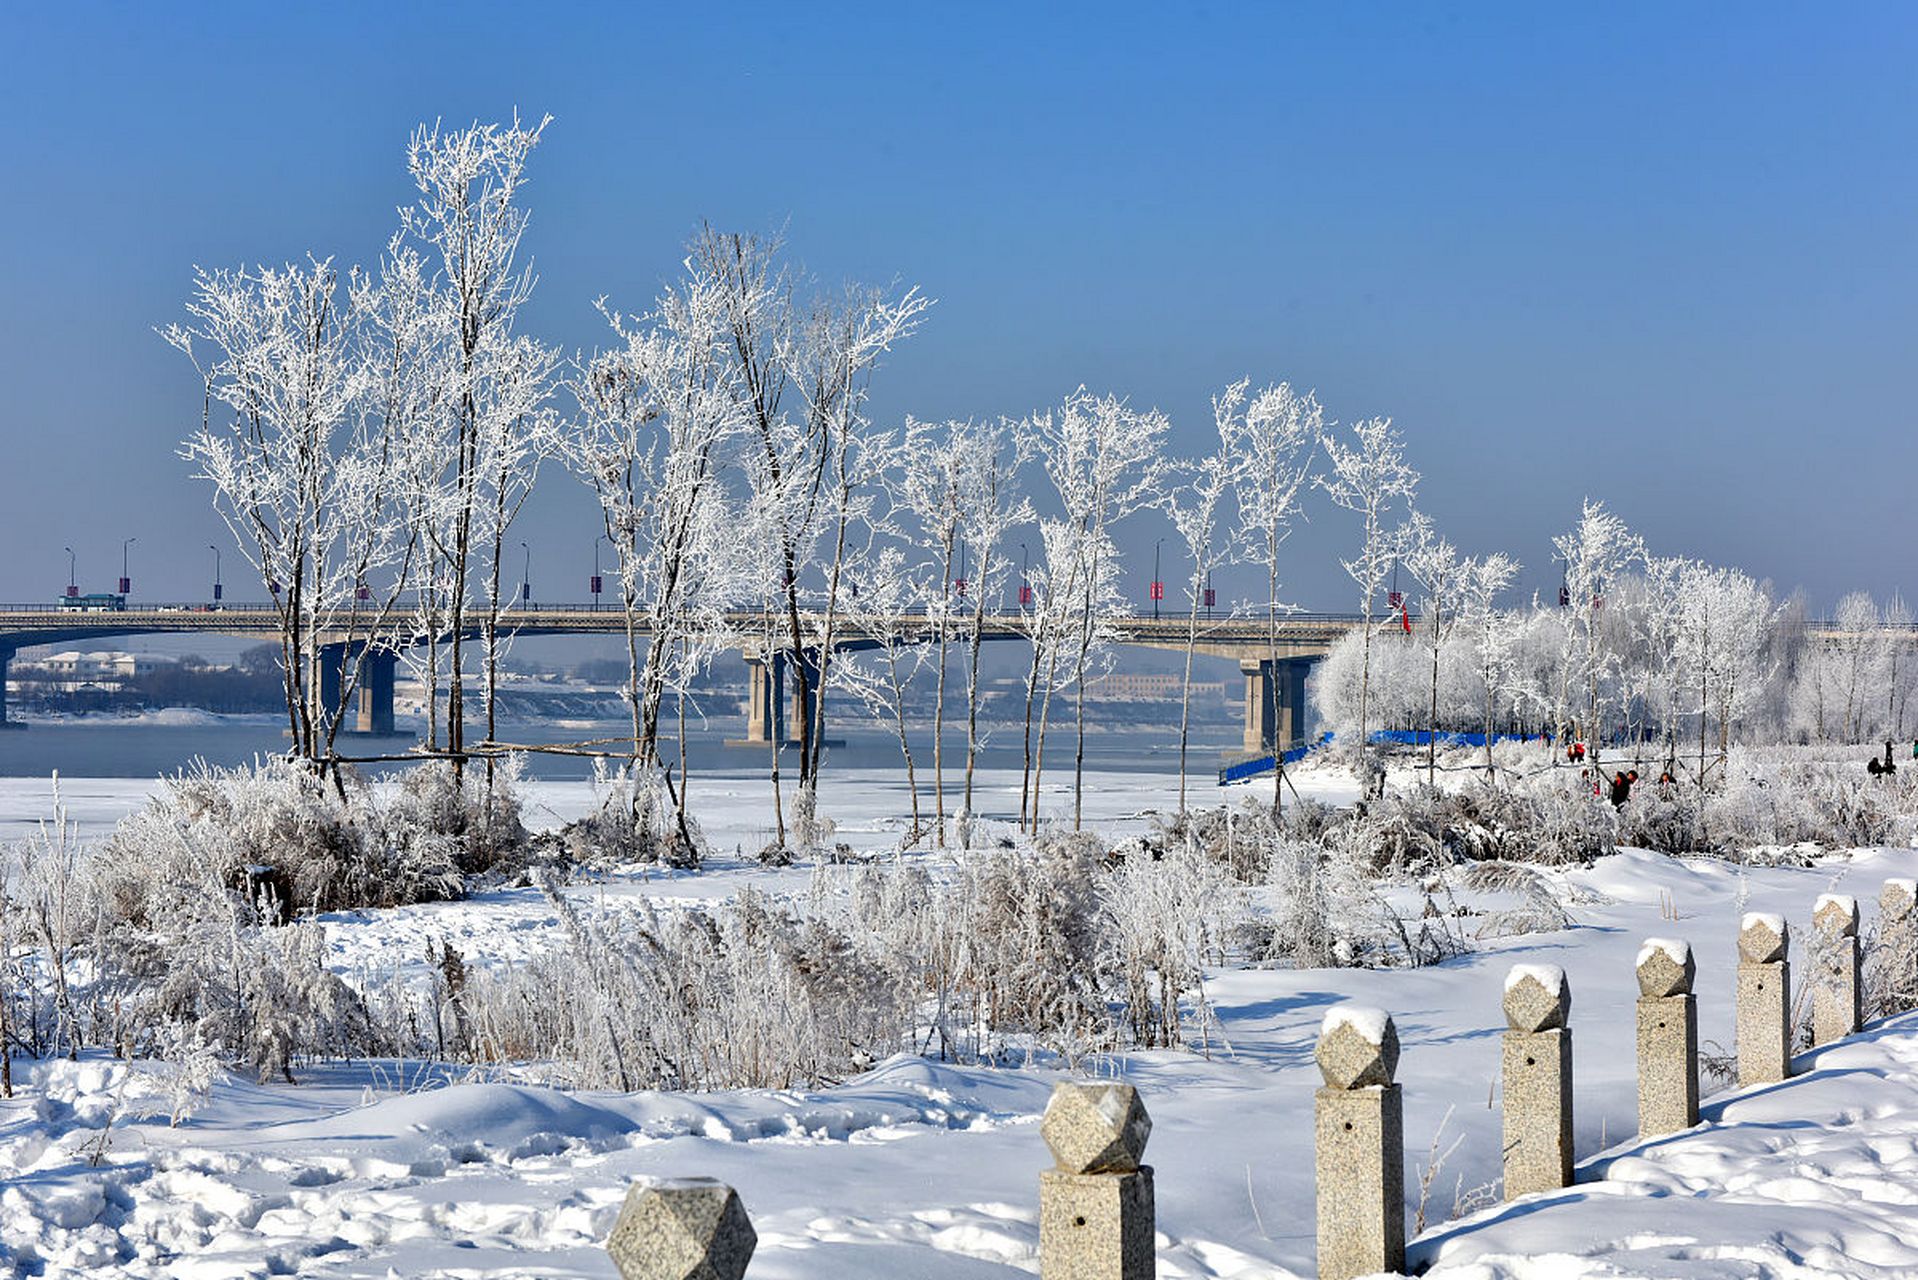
[319,644,345,736]
[0,647,19,730]
[732,650,826,748]
[1241,657,1312,756]
[740,652,786,745]
[319,643,400,737]
[356,650,397,735]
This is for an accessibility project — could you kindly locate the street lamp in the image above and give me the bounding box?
[1151,538,1163,620]
[209,545,223,603]
[120,537,136,596]
[63,546,76,599]
[520,541,532,605]
[1019,541,1030,610]
[592,535,606,610]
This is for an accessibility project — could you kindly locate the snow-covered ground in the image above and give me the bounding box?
[3,763,1917,1278]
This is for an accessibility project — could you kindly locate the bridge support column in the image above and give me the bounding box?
[790,648,823,749]
[1241,658,1311,756]
[355,651,397,735]
[318,643,347,737]
[741,652,785,746]
[0,648,19,730]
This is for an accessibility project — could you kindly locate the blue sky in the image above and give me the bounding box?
[2,2,1913,610]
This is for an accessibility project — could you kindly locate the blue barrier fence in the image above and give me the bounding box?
[1217,728,1547,784]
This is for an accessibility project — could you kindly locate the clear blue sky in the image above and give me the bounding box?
[2,2,1913,612]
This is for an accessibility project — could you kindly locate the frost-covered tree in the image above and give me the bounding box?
[787,281,932,787]
[1675,562,1775,783]
[1398,512,1463,786]
[830,545,935,845]
[693,227,927,815]
[1163,433,1239,813]
[168,258,417,767]
[895,418,970,847]
[1028,390,1168,829]
[1220,378,1321,810]
[1458,551,1521,777]
[1550,499,1644,765]
[1317,416,1419,773]
[473,333,560,796]
[953,423,1033,837]
[568,261,750,855]
[400,114,552,779]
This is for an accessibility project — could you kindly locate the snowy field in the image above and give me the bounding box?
[3,763,1918,1278]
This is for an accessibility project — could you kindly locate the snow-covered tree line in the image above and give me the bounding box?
[150,116,1355,849]
[166,115,1915,860]
[1312,500,1917,778]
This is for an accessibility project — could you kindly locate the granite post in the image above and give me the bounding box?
[1735,912,1791,1087]
[606,1177,756,1280]
[1812,894,1862,1045]
[1501,964,1573,1199]
[1039,1081,1154,1280]
[1636,938,1699,1137]
[1878,879,1918,1016]
[1314,1004,1405,1280]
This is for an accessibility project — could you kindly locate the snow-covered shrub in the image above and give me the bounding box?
[1460,861,1573,939]
[386,757,529,876]
[455,877,910,1090]
[1267,836,1335,967]
[1153,800,1270,882]
[1605,748,1918,857]
[1102,841,1239,1048]
[95,759,474,921]
[547,761,705,869]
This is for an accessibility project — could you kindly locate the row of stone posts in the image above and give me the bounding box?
[603,879,1918,1280]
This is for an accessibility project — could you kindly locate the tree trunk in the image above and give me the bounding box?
[962,551,990,841]
[931,538,955,848]
[1019,612,1048,828]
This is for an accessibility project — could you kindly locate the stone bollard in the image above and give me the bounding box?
[1039,1081,1154,1280]
[1811,894,1862,1045]
[606,1177,756,1280]
[1879,879,1918,1015]
[1635,938,1699,1137]
[1314,1004,1404,1280]
[1501,964,1573,1199]
[1735,913,1791,1086]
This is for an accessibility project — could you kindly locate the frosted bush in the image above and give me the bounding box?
[92,758,534,920]
[549,760,706,869]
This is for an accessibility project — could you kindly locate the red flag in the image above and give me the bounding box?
[1400,601,1411,633]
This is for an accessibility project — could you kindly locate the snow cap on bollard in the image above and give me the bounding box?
[1042,1081,1152,1174]
[1738,913,1789,964]
[1316,1003,1399,1089]
[1884,879,1917,921]
[1636,938,1695,997]
[1503,964,1569,1032]
[606,1177,756,1280]
[1814,894,1860,938]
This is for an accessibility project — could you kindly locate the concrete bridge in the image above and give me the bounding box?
[0,603,1354,755]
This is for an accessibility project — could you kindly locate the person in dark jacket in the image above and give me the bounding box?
[1609,770,1632,807]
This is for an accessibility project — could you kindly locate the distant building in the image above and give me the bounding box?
[14,650,176,693]
[1087,672,1226,703]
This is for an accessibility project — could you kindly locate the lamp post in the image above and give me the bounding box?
[1018,541,1029,611]
[120,537,135,596]
[1151,538,1163,620]
[209,545,223,603]
[63,546,76,599]
[520,541,532,605]
[592,535,606,610]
